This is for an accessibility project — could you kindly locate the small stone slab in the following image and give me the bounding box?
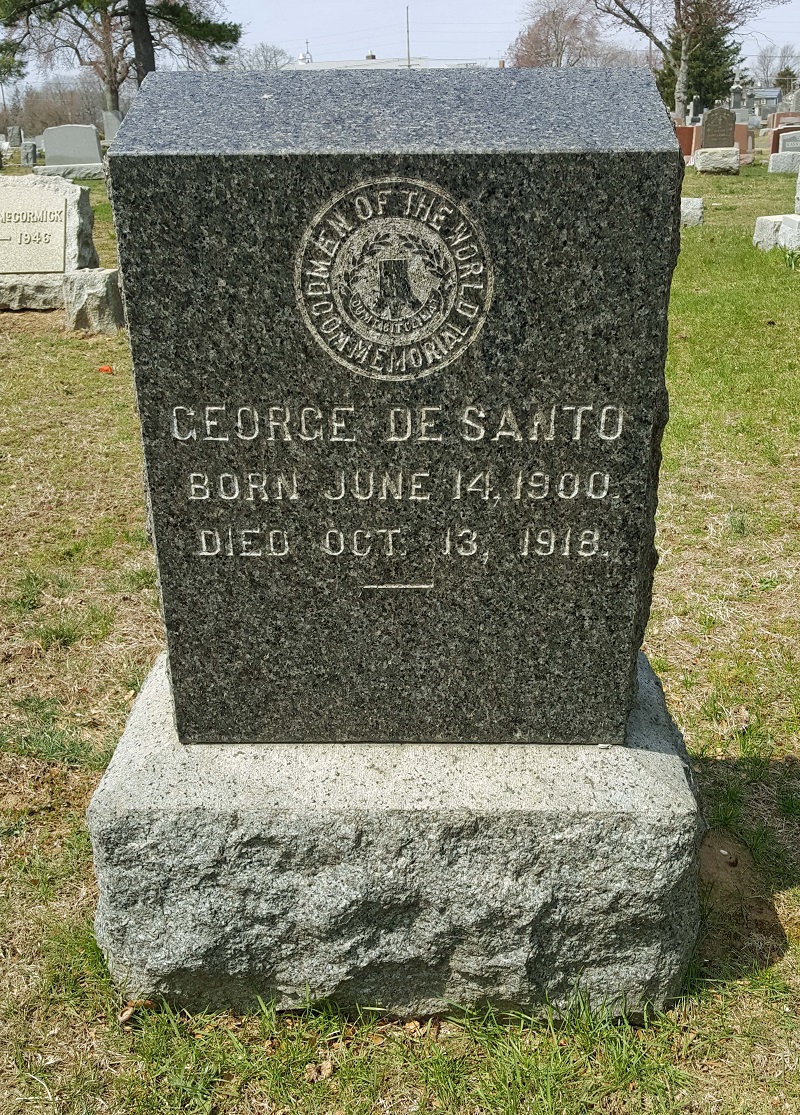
[88,652,703,1016]
[108,68,682,746]
[753,215,787,251]
[20,141,37,167]
[778,214,800,251]
[768,152,800,173]
[680,197,703,226]
[694,147,739,174]
[0,175,98,274]
[795,170,800,215]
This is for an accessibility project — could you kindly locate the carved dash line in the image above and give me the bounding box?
[362,583,434,591]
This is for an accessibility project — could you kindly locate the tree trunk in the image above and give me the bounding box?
[129,0,156,86]
[105,81,120,112]
[674,31,690,119]
[100,10,121,112]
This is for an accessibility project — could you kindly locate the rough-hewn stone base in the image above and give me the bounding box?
[768,152,800,174]
[88,654,703,1017]
[0,274,65,310]
[695,147,739,174]
[63,268,124,332]
[34,163,105,179]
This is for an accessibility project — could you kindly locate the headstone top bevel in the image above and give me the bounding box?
[112,68,679,156]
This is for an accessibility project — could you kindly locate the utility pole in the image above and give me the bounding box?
[406,7,411,69]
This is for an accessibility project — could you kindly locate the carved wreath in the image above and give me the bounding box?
[335,229,455,313]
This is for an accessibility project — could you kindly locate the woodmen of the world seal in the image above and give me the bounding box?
[295,177,494,382]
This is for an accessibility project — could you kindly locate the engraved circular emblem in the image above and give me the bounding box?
[295,177,493,381]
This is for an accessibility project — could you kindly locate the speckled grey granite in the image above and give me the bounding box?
[89,651,702,1015]
[63,268,124,332]
[108,69,682,745]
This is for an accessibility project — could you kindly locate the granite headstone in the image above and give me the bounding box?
[43,123,103,164]
[92,67,701,1018]
[779,130,800,152]
[36,124,104,178]
[0,176,104,312]
[20,141,37,167]
[0,176,97,274]
[701,107,735,148]
[108,68,683,747]
[103,110,123,143]
[8,125,22,147]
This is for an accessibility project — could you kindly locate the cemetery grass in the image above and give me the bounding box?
[0,163,799,1115]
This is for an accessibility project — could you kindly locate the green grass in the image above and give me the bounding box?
[1,158,800,1115]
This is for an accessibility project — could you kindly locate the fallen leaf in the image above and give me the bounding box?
[304,1060,334,1082]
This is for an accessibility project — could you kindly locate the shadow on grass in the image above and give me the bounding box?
[687,755,800,993]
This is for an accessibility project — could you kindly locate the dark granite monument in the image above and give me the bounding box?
[701,106,736,148]
[107,68,682,746]
[90,69,702,1017]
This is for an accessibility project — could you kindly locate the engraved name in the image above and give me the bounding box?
[170,403,624,444]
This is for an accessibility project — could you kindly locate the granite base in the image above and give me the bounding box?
[34,163,105,179]
[694,147,740,174]
[88,654,703,1017]
[0,274,65,310]
[63,268,124,332]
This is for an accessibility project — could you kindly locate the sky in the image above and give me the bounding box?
[230,0,800,71]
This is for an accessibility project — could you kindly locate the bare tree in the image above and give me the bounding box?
[1,0,240,111]
[754,42,778,86]
[509,0,645,68]
[509,0,600,67]
[228,42,291,70]
[776,42,798,75]
[594,0,789,118]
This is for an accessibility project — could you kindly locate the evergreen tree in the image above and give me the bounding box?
[656,17,741,112]
[0,0,241,111]
[775,66,797,96]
